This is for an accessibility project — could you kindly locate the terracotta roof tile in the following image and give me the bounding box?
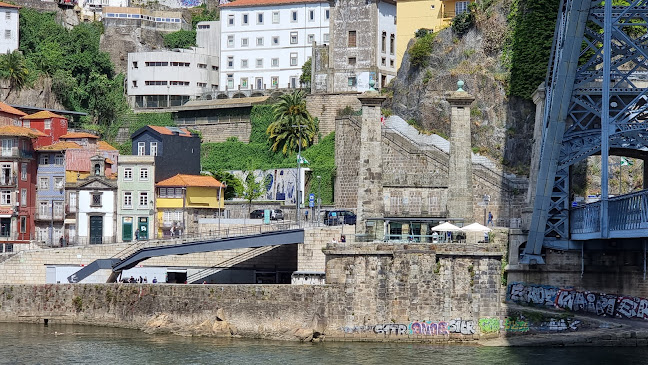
[0,126,47,138]
[148,125,193,137]
[22,110,66,120]
[0,101,27,117]
[36,141,82,151]
[98,141,118,151]
[221,0,322,7]
[156,174,225,188]
[60,132,100,139]
[0,1,20,8]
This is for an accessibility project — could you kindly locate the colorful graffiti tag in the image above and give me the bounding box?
[508,282,648,321]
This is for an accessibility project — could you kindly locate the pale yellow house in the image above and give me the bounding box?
[396,0,471,68]
[155,174,225,238]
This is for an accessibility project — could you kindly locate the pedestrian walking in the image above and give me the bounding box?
[487,212,494,227]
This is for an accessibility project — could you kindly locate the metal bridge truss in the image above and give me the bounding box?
[524,0,648,263]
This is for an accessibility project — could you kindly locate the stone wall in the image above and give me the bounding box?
[189,122,252,143]
[306,94,361,138]
[298,226,353,272]
[334,117,362,208]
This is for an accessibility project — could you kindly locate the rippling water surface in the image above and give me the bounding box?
[2,322,648,365]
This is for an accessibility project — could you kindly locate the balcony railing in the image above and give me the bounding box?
[34,212,65,221]
[0,176,16,187]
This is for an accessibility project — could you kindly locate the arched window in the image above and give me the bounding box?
[94,164,101,176]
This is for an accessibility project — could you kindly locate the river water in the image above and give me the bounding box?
[2,322,648,365]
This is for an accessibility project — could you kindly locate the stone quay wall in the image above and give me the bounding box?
[189,121,252,143]
[306,93,361,138]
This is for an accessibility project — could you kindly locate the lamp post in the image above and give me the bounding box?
[316,175,321,227]
[482,194,491,226]
[292,124,303,227]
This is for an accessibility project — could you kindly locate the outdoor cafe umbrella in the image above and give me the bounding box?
[431,222,461,232]
[461,222,492,243]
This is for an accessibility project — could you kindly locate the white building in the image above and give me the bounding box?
[127,21,220,109]
[117,155,155,242]
[219,0,330,91]
[80,0,129,22]
[0,2,20,54]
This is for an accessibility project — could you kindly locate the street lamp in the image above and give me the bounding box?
[316,175,321,227]
[292,124,304,227]
[482,194,491,226]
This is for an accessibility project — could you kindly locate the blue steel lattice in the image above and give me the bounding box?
[524,0,648,263]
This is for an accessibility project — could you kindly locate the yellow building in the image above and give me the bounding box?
[155,174,225,238]
[396,0,471,68]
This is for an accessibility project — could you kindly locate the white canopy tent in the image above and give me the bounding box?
[431,222,462,232]
[461,222,492,243]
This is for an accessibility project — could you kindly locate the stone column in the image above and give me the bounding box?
[356,91,386,239]
[446,81,475,223]
[527,83,546,205]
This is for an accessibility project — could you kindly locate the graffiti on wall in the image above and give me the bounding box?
[478,316,581,333]
[508,282,648,321]
[408,319,475,335]
[231,169,302,204]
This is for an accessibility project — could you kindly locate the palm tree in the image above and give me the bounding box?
[0,50,30,100]
[267,90,318,155]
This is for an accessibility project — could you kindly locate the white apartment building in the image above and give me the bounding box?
[219,0,330,91]
[79,0,128,21]
[127,21,220,109]
[0,2,20,54]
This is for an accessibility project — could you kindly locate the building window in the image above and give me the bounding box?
[94,163,101,176]
[272,11,279,23]
[22,121,29,128]
[198,63,207,69]
[145,81,168,86]
[271,58,279,67]
[272,36,279,45]
[291,11,297,22]
[228,14,234,25]
[2,139,13,157]
[227,75,234,89]
[21,162,26,181]
[348,57,356,65]
[140,168,149,181]
[323,33,329,43]
[54,154,64,165]
[257,12,263,24]
[1,190,11,205]
[197,82,207,87]
[132,80,138,88]
[256,37,264,46]
[91,193,102,207]
[241,77,248,88]
[4,30,10,39]
[242,13,248,24]
[227,35,234,47]
[348,31,357,47]
[69,192,77,210]
[309,10,314,21]
[123,192,132,208]
[241,59,248,68]
[308,34,314,44]
[227,56,234,68]
[382,57,386,66]
[150,142,158,156]
[271,76,278,88]
[290,32,298,44]
[348,76,357,86]
[241,38,249,47]
[54,177,63,190]
[38,201,48,216]
[455,1,469,14]
[20,189,26,206]
[256,59,263,68]
[137,142,145,156]
[290,53,298,66]
[124,167,133,180]
[382,32,386,53]
[158,188,167,198]
[139,192,149,207]
[6,12,11,20]
[54,201,63,217]
[390,59,394,67]
[132,61,138,68]
[20,216,26,233]
[390,34,395,54]
[39,177,48,190]
[44,119,51,130]
[325,9,330,19]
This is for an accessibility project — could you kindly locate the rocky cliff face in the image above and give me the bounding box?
[389,2,535,174]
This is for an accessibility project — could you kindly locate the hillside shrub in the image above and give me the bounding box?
[409,32,437,68]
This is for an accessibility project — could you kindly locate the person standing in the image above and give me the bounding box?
[487,211,494,227]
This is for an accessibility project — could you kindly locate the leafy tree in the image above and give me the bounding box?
[299,58,311,86]
[408,32,437,68]
[211,170,242,200]
[452,8,475,37]
[0,50,31,100]
[266,90,318,155]
[236,171,269,216]
[191,4,220,28]
[163,30,197,49]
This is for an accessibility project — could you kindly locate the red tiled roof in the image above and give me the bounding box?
[221,0,323,7]
[36,141,82,151]
[0,101,27,117]
[0,2,20,8]
[148,125,193,137]
[0,126,47,138]
[60,132,100,139]
[22,110,66,120]
[156,174,225,188]
[98,141,118,151]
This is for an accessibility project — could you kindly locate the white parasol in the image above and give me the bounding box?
[431,222,462,232]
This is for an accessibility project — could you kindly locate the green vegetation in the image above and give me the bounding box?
[452,7,475,37]
[163,29,197,49]
[508,0,560,98]
[267,90,318,155]
[16,9,127,131]
[0,50,32,100]
[409,32,437,68]
[191,4,220,29]
[237,172,270,215]
[211,171,242,200]
[299,58,311,86]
